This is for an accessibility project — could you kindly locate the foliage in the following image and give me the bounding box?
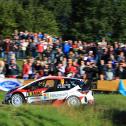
[1,0,126,41]
[0,0,59,36]
[41,0,72,34]
[0,92,126,126]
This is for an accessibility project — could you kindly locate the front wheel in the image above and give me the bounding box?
[66,96,81,107]
[11,94,24,106]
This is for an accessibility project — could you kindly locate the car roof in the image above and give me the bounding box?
[19,76,83,89]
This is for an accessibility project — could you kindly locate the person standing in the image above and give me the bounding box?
[36,40,44,59]
[115,62,126,79]
[5,59,20,78]
[0,60,6,78]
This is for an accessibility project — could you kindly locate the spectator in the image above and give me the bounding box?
[65,59,78,77]
[98,60,106,80]
[14,37,20,59]
[63,41,71,57]
[117,51,125,62]
[103,61,115,80]
[38,32,44,39]
[101,48,110,64]
[5,58,20,78]
[43,64,50,76]
[55,48,64,64]
[115,62,126,79]
[36,39,44,59]
[1,30,126,82]
[26,39,37,58]
[68,50,76,61]
[22,59,29,80]
[3,37,15,63]
[56,62,65,76]
[84,61,98,82]
[0,61,6,78]
[20,39,28,59]
[79,60,86,78]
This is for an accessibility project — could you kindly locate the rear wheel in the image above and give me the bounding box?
[11,94,24,106]
[66,96,81,107]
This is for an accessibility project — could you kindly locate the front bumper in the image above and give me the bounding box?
[2,94,12,104]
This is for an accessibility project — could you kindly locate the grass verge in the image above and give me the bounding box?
[0,92,126,126]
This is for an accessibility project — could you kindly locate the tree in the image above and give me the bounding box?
[22,0,59,35]
[0,0,59,36]
[69,0,113,41]
[41,0,72,34]
[0,0,18,35]
[111,0,126,41]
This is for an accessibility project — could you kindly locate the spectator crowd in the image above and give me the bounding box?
[0,30,126,85]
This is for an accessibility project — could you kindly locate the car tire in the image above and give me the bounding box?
[11,93,24,107]
[66,96,81,107]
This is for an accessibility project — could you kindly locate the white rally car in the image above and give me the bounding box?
[3,76,94,106]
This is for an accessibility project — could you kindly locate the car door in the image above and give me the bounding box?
[24,79,47,104]
[26,79,60,104]
[45,79,70,100]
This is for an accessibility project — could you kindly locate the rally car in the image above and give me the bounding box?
[2,76,94,107]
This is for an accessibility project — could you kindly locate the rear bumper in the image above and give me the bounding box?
[88,100,94,105]
[81,96,94,105]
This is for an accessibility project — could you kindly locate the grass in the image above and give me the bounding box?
[0,59,126,125]
[0,92,126,126]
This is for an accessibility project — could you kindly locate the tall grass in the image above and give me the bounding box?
[0,92,126,126]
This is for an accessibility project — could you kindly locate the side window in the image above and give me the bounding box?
[69,79,85,88]
[56,80,65,91]
[45,79,55,88]
[56,79,73,91]
[74,80,89,91]
[80,80,90,91]
[44,79,57,92]
[24,80,46,90]
[56,79,84,91]
[64,79,71,89]
[68,79,78,88]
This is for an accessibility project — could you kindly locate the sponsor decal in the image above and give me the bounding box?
[50,92,67,99]
[27,91,50,100]
[28,91,43,96]
[27,97,41,103]
[43,93,50,99]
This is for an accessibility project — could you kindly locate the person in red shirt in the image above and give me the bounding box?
[72,41,78,52]
[36,40,44,59]
[22,59,30,80]
[65,59,78,77]
[22,58,35,80]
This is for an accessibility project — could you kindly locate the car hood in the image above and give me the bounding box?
[7,87,19,94]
